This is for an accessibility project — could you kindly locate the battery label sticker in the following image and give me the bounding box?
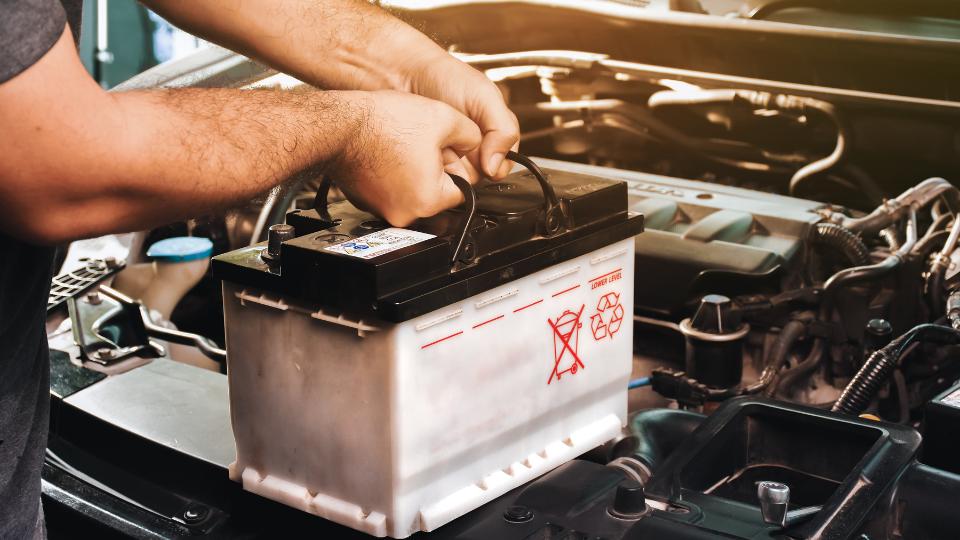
[942,388,960,408]
[324,228,435,259]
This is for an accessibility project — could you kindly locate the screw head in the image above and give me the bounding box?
[86,291,102,305]
[866,318,893,336]
[609,479,647,519]
[503,505,533,524]
[95,347,114,359]
[182,505,209,524]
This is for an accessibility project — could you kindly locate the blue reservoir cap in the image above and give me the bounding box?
[146,236,214,263]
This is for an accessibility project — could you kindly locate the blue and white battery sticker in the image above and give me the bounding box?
[323,228,436,260]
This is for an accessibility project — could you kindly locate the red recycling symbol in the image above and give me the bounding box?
[590,292,624,341]
[547,304,585,385]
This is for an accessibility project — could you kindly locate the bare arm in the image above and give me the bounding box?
[144,0,440,93]
[142,0,519,178]
[0,29,480,244]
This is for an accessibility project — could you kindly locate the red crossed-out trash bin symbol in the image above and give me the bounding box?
[590,292,624,341]
[547,304,585,385]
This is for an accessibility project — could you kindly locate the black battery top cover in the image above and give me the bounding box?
[213,154,644,322]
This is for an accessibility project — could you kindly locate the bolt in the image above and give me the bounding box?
[182,505,209,524]
[545,211,561,234]
[86,291,102,305]
[95,348,114,360]
[264,223,296,261]
[503,505,533,524]
[104,256,119,269]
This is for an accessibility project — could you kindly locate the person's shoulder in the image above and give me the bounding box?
[0,0,68,85]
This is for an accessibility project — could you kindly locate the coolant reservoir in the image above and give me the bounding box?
[213,161,643,538]
[113,236,213,320]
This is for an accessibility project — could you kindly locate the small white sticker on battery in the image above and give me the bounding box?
[942,388,960,408]
[323,228,435,259]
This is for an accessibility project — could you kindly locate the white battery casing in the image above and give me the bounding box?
[222,238,634,538]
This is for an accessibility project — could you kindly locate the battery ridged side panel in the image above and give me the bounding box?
[391,238,634,536]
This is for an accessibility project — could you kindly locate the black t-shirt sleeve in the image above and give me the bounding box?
[0,0,67,84]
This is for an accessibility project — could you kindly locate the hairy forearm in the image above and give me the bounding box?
[109,88,361,223]
[142,0,447,92]
[1,83,364,243]
[1,26,486,244]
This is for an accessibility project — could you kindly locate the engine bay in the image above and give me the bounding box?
[41,3,960,539]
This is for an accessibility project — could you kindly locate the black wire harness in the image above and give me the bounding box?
[832,324,960,415]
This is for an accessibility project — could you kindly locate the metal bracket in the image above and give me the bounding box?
[68,285,227,366]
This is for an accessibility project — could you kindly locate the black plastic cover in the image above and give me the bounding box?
[212,167,643,322]
[626,174,822,316]
[645,397,921,540]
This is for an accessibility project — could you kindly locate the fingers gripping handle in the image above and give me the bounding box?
[312,154,560,267]
[449,152,564,267]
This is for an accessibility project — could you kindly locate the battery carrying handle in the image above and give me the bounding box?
[506,151,566,236]
[449,173,478,266]
[313,176,336,223]
[312,153,561,266]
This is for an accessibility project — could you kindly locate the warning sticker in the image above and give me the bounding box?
[548,304,586,385]
[590,292,624,341]
[324,228,435,259]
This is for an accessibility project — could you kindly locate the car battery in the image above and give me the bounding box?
[212,154,644,538]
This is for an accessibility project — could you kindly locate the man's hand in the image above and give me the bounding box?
[0,29,484,243]
[406,54,520,180]
[329,91,482,227]
[144,0,520,179]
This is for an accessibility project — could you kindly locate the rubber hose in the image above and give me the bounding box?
[630,409,705,474]
[745,319,806,395]
[880,227,902,252]
[811,223,870,267]
[771,338,825,398]
[914,230,949,263]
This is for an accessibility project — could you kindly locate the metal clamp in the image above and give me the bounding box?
[97,286,227,363]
